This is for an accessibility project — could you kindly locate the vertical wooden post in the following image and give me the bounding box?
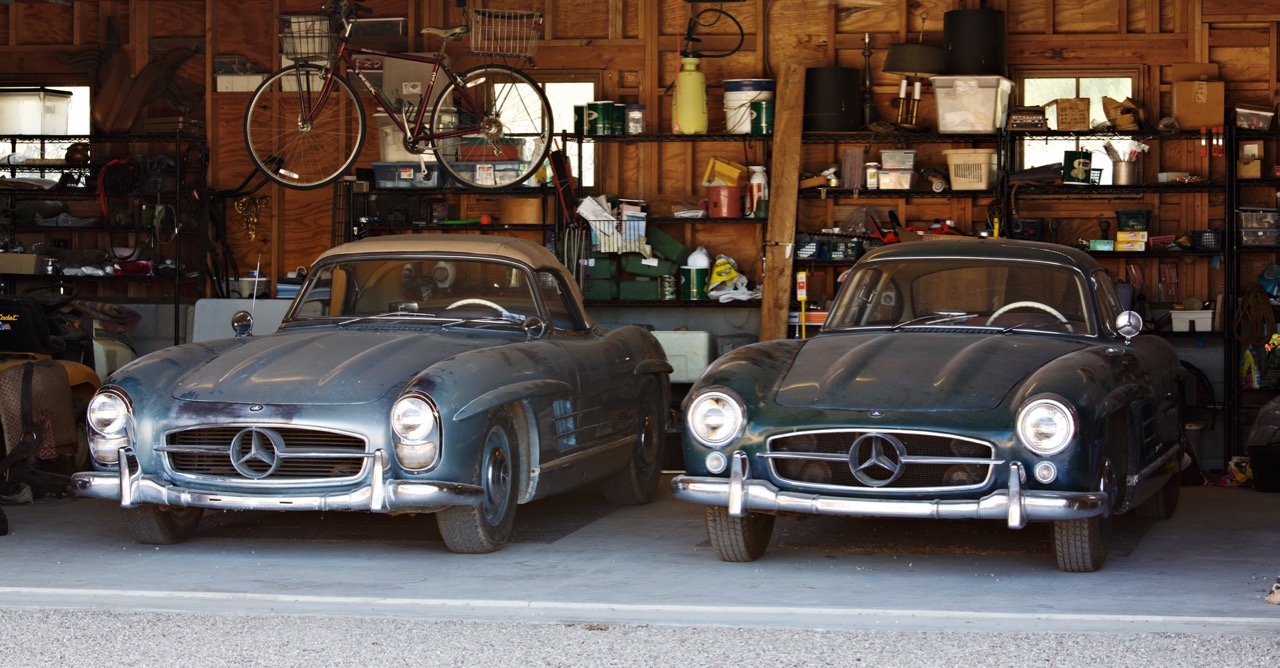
[759,62,805,342]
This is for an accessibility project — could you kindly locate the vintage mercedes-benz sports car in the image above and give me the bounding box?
[673,238,1185,572]
[74,235,671,553]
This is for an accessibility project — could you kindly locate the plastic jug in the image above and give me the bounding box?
[747,166,768,217]
[687,246,711,268]
[672,57,708,134]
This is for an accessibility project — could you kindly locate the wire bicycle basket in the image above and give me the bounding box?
[277,14,337,62]
[467,8,543,59]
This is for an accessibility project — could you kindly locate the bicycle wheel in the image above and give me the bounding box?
[244,64,366,190]
[430,64,552,191]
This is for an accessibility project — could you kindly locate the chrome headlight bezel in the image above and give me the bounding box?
[86,389,132,465]
[391,393,440,470]
[1016,395,1077,456]
[686,388,746,449]
[87,389,131,439]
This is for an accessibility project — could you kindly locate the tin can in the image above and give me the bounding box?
[659,275,677,300]
[573,104,587,135]
[586,101,614,135]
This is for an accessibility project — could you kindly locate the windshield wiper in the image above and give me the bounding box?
[337,311,450,327]
[889,312,976,331]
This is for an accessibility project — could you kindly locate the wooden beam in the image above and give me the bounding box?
[759,62,804,342]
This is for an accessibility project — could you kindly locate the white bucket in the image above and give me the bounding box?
[724,79,775,134]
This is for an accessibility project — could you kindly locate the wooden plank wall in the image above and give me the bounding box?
[0,0,1277,299]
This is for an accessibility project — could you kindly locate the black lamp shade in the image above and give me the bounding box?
[883,43,947,77]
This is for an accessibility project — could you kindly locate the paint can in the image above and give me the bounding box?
[586,101,614,135]
[1062,150,1092,185]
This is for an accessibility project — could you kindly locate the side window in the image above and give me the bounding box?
[537,270,581,331]
[1093,270,1123,334]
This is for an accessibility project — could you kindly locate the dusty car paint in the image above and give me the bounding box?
[673,238,1184,572]
[74,235,672,553]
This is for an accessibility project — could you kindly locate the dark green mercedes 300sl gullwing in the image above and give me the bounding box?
[74,235,671,553]
[673,238,1185,571]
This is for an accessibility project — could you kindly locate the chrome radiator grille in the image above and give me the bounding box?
[163,427,368,480]
[764,430,997,491]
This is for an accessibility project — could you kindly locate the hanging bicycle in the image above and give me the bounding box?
[243,0,553,191]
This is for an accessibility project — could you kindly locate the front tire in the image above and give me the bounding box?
[706,506,775,562]
[244,64,366,189]
[121,505,203,545]
[1053,514,1110,572]
[602,378,665,505]
[438,409,520,553]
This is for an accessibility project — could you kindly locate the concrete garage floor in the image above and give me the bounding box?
[1,477,1278,659]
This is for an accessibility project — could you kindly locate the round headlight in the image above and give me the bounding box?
[687,390,745,448]
[391,395,437,444]
[87,391,130,438]
[1017,397,1076,456]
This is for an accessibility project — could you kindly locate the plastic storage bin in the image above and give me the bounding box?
[371,162,443,189]
[1116,210,1151,231]
[878,169,914,190]
[930,75,1013,133]
[944,148,999,190]
[879,149,916,170]
[651,330,715,383]
[1171,310,1213,332]
[1238,208,1280,229]
[0,87,72,135]
[1241,229,1279,246]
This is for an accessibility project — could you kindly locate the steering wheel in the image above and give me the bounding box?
[986,300,1071,330]
[22,282,80,310]
[444,298,506,314]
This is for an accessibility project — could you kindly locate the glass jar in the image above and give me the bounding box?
[625,104,645,135]
[865,162,880,190]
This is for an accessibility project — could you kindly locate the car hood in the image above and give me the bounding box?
[172,328,506,405]
[774,331,1089,412]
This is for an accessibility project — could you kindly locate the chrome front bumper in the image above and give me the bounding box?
[671,452,1108,529]
[71,447,482,513]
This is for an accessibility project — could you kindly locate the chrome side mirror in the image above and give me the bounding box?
[522,316,547,340]
[231,310,254,337]
[1114,310,1143,344]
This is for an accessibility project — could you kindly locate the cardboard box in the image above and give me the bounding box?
[0,253,40,275]
[651,330,715,383]
[1237,140,1264,179]
[1116,231,1149,243]
[1115,240,1146,252]
[1173,80,1225,128]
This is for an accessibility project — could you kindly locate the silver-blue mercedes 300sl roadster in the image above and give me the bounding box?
[74,235,671,553]
[673,238,1185,571]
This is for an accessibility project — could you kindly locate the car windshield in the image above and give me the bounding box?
[288,256,542,325]
[825,258,1095,335]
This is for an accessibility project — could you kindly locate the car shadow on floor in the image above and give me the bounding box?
[195,483,622,545]
[750,512,1155,560]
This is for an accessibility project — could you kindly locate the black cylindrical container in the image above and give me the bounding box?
[803,67,863,132]
[943,9,1006,76]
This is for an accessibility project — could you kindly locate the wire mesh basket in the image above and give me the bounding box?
[468,8,543,59]
[278,14,336,62]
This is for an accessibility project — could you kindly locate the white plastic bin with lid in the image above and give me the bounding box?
[930,75,1013,133]
[651,330,714,383]
[0,88,72,135]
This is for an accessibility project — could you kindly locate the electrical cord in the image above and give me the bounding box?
[681,8,744,58]
[1232,283,1275,346]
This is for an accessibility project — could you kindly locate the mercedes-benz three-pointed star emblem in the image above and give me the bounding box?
[230,427,284,479]
[848,432,907,487]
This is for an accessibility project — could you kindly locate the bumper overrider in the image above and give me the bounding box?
[671,452,1108,529]
[72,447,484,513]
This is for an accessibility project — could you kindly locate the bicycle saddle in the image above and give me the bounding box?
[421,25,468,41]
